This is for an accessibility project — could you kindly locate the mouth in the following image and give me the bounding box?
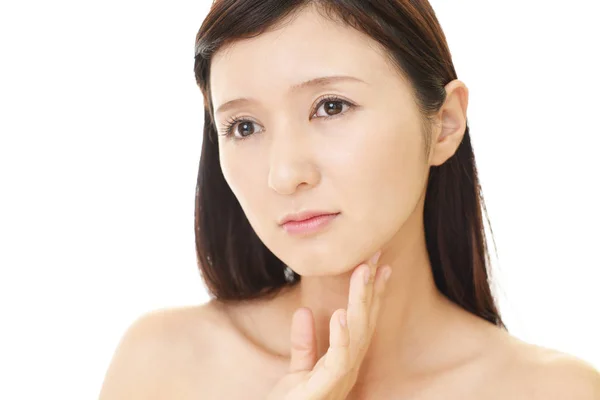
[280,212,340,235]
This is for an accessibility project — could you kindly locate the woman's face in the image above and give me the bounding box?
[209,7,431,275]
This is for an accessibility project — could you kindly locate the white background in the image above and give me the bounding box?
[1,1,598,399]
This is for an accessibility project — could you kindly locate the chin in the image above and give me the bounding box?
[273,241,365,277]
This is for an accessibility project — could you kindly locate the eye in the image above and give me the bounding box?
[219,117,263,141]
[312,95,355,119]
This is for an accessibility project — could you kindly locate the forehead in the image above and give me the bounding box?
[209,7,396,109]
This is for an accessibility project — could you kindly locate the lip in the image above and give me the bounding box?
[280,212,340,235]
[279,210,340,225]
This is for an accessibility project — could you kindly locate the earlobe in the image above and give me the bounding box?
[429,80,469,167]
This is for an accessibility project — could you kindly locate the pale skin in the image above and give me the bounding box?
[98,4,600,400]
[264,251,391,399]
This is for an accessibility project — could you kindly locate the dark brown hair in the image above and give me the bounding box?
[193,0,505,329]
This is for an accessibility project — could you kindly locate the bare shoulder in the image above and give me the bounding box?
[98,302,230,400]
[499,334,600,400]
[525,346,600,399]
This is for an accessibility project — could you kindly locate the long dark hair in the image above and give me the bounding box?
[193,0,505,329]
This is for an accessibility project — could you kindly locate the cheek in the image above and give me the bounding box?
[219,151,266,219]
[330,128,426,235]
[330,126,424,203]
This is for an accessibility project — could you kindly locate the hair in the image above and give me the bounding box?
[193,0,506,329]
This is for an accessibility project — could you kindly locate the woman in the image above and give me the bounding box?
[99,1,600,399]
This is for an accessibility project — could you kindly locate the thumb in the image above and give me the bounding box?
[288,307,317,373]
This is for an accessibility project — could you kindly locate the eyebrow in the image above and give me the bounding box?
[214,75,367,116]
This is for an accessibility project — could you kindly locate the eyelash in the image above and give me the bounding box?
[218,95,356,141]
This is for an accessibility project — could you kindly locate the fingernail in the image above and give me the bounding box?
[383,267,392,282]
[339,310,347,327]
[369,250,382,265]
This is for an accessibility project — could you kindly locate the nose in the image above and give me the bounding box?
[267,128,321,195]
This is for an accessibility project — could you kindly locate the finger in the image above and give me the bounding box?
[302,308,350,397]
[289,307,318,373]
[362,250,382,314]
[366,250,382,284]
[324,309,350,371]
[368,265,392,332]
[346,250,382,360]
[362,250,382,324]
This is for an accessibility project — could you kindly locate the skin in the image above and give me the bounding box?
[265,254,393,399]
[98,4,600,400]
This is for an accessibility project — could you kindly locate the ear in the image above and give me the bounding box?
[429,79,469,167]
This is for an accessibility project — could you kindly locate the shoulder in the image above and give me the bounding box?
[502,337,600,400]
[108,303,223,359]
[98,302,227,399]
[528,348,600,399]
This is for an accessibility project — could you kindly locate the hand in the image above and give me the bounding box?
[266,250,392,400]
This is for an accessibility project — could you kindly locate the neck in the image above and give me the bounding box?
[290,201,455,382]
